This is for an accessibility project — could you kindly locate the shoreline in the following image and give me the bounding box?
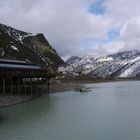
[0,78,140,108]
[0,95,33,108]
[0,80,83,108]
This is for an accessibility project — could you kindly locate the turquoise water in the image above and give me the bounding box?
[1,81,140,140]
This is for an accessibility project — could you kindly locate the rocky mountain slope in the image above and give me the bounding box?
[64,50,140,78]
[0,23,64,70]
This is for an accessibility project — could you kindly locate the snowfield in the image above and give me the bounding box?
[60,50,140,78]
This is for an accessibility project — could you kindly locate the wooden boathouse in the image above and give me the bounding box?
[0,58,56,96]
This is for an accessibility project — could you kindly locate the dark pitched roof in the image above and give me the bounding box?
[0,58,40,70]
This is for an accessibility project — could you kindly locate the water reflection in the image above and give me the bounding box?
[0,114,6,125]
[0,81,140,140]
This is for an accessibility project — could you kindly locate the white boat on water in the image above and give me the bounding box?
[80,87,91,92]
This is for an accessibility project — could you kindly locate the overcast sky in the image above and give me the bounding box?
[0,0,140,59]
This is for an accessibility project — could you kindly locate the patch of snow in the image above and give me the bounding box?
[11,45,19,51]
[42,57,46,62]
[97,56,113,62]
[130,56,140,63]
[23,33,37,38]
[119,60,140,77]
[26,59,31,63]
[0,48,5,56]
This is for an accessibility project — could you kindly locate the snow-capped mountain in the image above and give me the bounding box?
[0,23,64,69]
[63,50,140,78]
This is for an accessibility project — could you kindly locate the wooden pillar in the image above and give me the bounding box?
[41,78,44,92]
[3,78,5,95]
[17,78,20,95]
[11,78,13,96]
[24,78,27,96]
[47,78,50,94]
[30,78,33,96]
[36,78,39,96]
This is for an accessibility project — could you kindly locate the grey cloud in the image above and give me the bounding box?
[0,0,110,57]
[0,0,140,58]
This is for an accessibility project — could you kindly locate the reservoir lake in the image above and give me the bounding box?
[1,81,140,140]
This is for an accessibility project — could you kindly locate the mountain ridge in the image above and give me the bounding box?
[62,50,140,78]
[0,23,64,70]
